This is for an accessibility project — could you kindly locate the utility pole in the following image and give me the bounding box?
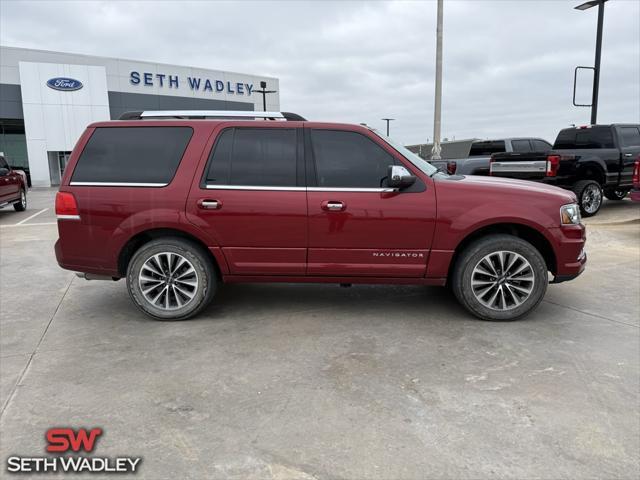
[381,118,395,136]
[254,81,277,112]
[591,1,605,124]
[431,0,444,160]
[574,0,608,124]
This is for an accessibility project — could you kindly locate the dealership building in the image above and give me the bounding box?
[0,46,280,187]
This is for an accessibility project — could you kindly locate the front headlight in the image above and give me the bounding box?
[560,203,581,225]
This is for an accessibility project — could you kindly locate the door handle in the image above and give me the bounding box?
[321,200,346,212]
[198,199,222,210]
[623,153,633,158]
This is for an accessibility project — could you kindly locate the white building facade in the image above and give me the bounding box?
[0,46,280,187]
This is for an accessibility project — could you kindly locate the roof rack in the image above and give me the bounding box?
[118,111,307,121]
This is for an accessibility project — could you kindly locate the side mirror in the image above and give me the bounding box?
[387,165,416,189]
[0,167,9,177]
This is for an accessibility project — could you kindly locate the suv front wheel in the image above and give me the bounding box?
[126,238,217,320]
[451,234,548,321]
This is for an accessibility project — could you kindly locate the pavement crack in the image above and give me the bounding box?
[542,299,639,328]
[1,275,74,417]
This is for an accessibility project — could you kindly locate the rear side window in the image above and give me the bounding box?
[310,130,396,188]
[511,140,532,153]
[469,141,505,156]
[619,126,640,147]
[532,139,552,151]
[204,128,298,186]
[554,128,615,149]
[72,127,192,185]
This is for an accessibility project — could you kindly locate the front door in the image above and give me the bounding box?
[187,126,307,275]
[306,128,436,277]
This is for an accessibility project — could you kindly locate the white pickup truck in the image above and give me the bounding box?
[429,138,552,175]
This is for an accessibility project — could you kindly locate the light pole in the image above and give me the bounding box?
[254,81,277,112]
[381,118,395,136]
[575,0,608,124]
[431,0,444,160]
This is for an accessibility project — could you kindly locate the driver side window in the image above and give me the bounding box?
[0,157,9,176]
[310,130,396,188]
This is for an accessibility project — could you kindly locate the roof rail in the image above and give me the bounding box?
[118,110,307,121]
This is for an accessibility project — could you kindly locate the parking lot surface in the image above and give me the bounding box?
[1,188,639,479]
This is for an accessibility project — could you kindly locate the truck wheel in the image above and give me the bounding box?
[573,180,602,217]
[126,237,217,320]
[604,188,629,201]
[13,188,27,212]
[451,234,548,321]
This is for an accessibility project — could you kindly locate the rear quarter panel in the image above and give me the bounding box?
[57,121,216,276]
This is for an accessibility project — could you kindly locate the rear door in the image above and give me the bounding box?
[571,127,620,185]
[187,125,307,275]
[306,128,436,277]
[617,126,640,187]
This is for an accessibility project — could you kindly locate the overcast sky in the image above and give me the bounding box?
[1,0,638,145]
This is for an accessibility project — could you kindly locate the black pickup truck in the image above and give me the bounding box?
[490,124,640,216]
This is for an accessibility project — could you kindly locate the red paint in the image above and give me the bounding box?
[46,428,102,453]
[632,158,640,203]
[0,158,26,205]
[55,119,586,286]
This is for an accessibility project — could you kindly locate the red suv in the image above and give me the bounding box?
[55,111,586,321]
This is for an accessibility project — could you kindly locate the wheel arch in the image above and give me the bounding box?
[447,222,557,281]
[575,160,606,185]
[117,228,224,279]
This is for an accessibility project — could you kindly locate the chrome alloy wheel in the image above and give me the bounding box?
[138,252,199,311]
[471,251,535,311]
[582,184,602,215]
[20,190,26,208]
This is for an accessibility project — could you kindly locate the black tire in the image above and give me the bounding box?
[13,188,26,212]
[451,234,548,321]
[572,180,603,217]
[603,188,629,201]
[126,237,216,320]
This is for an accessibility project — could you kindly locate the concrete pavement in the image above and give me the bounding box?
[1,188,638,479]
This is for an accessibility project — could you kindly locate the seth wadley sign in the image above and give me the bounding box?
[130,71,255,96]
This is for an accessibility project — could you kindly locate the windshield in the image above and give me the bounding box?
[370,129,439,176]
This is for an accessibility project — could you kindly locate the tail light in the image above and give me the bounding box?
[55,191,79,218]
[546,154,561,177]
[633,158,640,185]
[447,161,457,175]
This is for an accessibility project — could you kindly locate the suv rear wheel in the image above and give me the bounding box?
[573,180,603,217]
[126,238,216,320]
[451,234,548,321]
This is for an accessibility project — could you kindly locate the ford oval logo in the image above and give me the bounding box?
[46,77,83,91]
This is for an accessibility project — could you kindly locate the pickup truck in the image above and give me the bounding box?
[0,155,27,212]
[430,138,552,175]
[490,124,640,216]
